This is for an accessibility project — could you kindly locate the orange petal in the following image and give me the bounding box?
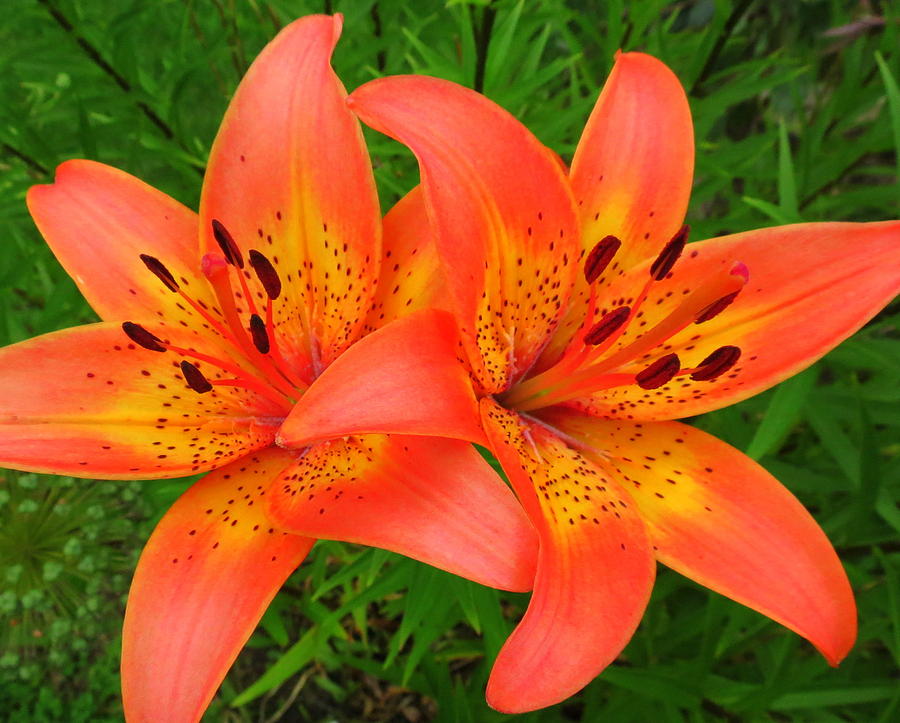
[350,75,580,394]
[122,448,313,723]
[363,186,447,332]
[542,408,857,665]
[277,309,485,447]
[567,221,900,420]
[200,14,381,375]
[572,52,694,270]
[0,323,283,479]
[267,434,537,592]
[480,399,655,713]
[536,53,694,371]
[27,160,218,324]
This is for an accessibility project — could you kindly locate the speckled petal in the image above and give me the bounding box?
[350,75,580,394]
[541,408,857,666]
[200,14,381,378]
[0,323,284,479]
[480,398,654,713]
[567,221,900,420]
[267,434,537,592]
[122,448,313,723]
[364,186,446,332]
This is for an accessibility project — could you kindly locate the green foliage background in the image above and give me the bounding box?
[1,0,899,721]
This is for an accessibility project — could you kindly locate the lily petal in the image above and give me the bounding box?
[277,309,485,447]
[570,221,900,420]
[27,160,217,323]
[349,75,580,394]
[364,186,446,332]
[480,399,655,713]
[0,323,283,479]
[200,14,381,376]
[536,52,694,370]
[571,52,694,271]
[542,408,857,665]
[122,448,313,723]
[267,434,537,592]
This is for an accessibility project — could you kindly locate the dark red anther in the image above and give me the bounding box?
[690,346,741,381]
[122,322,166,352]
[584,235,621,284]
[249,314,270,354]
[248,250,282,300]
[635,353,680,390]
[180,361,212,393]
[650,225,689,281]
[696,290,740,324]
[139,254,179,292]
[211,219,244,268]
[583,306,631,346]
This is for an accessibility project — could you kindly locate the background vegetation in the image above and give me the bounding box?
[1,0,898,721]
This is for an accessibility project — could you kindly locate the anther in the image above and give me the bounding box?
[696,291,740,323]
[650,225,689,281]
[180,361,213,393]
[249,314,270,354]
[636,353,680,389]
[584,306,631,346]
[122,322,166,352]
[211,219,244,268]
[139,254,179,292]
[584,235,621,284]
[249,250,282,300]
[690,346,741,381]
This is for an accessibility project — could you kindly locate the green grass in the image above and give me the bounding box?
[1,1,899,721]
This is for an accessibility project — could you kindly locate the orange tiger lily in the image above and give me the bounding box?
[274,53,900,712]
[0,16,538,722]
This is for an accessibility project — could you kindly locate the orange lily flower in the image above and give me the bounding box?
[0,16,538,722]
[277,54,900,712]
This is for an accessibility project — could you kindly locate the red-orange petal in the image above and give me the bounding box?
[27,160,218,324]
[536,53,694,371]
[349,75,580,395]
[542,408,857,665]
[0,323,282,479]
[569,221,900,420]
[200,14,381,376]
[266,434,538,592]
[363,186,447,333]
[277,309,485,447]
[122,448,312,723]
[480,399,655,713]
[572,52,694,271]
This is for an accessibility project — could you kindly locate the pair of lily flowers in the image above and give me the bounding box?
[2,13,898,723]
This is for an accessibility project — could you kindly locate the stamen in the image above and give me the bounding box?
[696,291,740,324]
[122,322,166,352]
[584,235,621,284]
[583,306,631,346]
[690,346,741,381]
[211,219,244,268]
[650,225,689,281]
[249,314,270,354]
[635,353,680,389]
[180,361,213,393]
[139,254,179,292]
[249,250,282,300]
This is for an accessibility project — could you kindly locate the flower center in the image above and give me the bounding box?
[503,227,747,412]
[122,219,310,414]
